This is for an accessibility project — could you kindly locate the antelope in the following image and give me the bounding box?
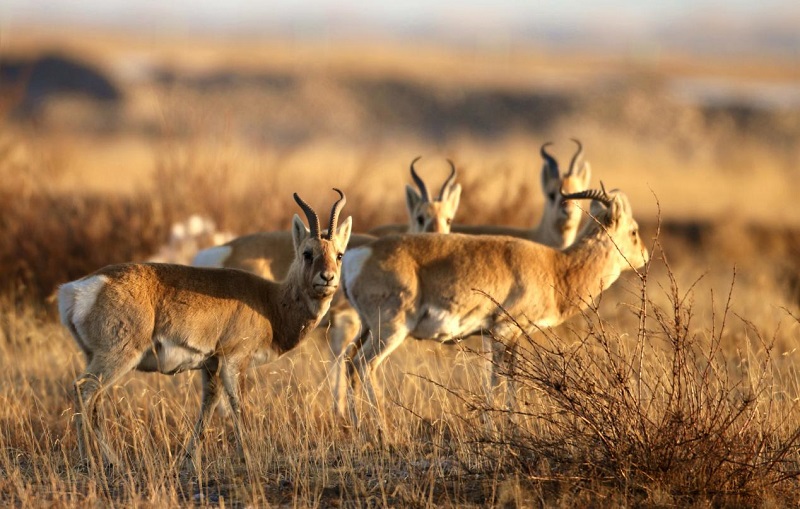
[192,156,462,280]
[368,157,461,236]
[58,190,351,471]
[452,139,591,249]
[341,186,648,427]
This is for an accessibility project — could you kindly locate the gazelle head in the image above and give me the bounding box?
[562,184,649,270]
[291,189,352,298]
[540,139,592,247]
[405,156,462,233]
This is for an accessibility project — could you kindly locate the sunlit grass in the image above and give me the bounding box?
[1,32,799,506]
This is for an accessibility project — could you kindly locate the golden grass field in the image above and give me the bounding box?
[1,28,800,507]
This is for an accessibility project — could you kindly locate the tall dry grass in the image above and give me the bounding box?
[459,250,800,506]
[1,123,799,507]
[2,242,799,506]
[2,37,800,506]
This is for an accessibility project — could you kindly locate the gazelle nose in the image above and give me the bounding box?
[320,271,335,283]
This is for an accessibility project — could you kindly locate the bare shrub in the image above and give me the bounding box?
[467,247,800,505]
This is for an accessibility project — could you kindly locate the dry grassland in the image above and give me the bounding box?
[1,29,799,507]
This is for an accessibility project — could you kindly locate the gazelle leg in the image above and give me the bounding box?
[350,322,409,431]
[343,327,372,427]
[482,333,507,409]
[184,361,224,473]
[219,363,245,458]
[503,338,519,412]
[329,307,364,421]
[73,354,139,470]
[482,327,520,426]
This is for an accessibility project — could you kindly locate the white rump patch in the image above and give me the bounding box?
[59,275,108,327]
[192,245,232,267]
[342,246,372,292]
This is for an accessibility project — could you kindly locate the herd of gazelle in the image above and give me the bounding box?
[59,139,649,470]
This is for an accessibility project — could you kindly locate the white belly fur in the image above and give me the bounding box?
[140,337,212,374]
[411,306,490,342]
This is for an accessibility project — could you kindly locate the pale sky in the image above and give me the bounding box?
[1,0,798,53]
[1,0,794,29]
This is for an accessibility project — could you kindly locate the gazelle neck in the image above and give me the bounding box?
[269,264,333,354]
[554,228,622,314]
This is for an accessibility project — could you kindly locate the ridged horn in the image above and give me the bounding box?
[326,188,346,240]
[438,159,457,200]
[409,156,430,202]
[293,193,321,239]
[566,138,584,176]
[560,181,614,208]
[540,142,560,179]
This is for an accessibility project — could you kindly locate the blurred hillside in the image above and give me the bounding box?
[2,33,799,231]
[4,31,800,147]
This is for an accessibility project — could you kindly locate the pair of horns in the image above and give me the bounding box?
[560,181,615,208]
[293,188,346,240]
[541,138,584,179]
[409,156,457,202]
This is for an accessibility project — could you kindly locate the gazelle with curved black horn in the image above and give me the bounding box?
[369,156,462,236]
[58,189,352,471]
[341,184,648,428]
[452,138,591,248]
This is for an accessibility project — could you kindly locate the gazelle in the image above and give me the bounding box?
[368,157,461,236]
[341,186,648,427]
[58,190,351,470]
[192,156,462,280]
[452,139,591,249]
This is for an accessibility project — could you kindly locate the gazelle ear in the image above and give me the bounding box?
[589,199,608,221]
[292,214,310,253]
[609,193,631,224]
[334,216,352,249]
[405,185,422,214]
[444,183,461,213]
[540,162,559,193]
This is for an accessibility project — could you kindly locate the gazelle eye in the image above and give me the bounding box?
[446,218,452,225]
[417,215,425,226]
[303,251,313,263]
[548,192,557,202]
[337,253,343,261]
